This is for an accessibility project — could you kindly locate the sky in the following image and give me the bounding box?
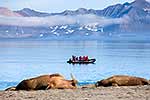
[0,0,135,13]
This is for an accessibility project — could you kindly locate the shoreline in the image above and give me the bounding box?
[1,85,150,100]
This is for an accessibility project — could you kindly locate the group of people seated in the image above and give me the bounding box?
[71,55,89,61]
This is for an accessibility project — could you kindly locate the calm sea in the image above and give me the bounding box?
[0,39,150,90]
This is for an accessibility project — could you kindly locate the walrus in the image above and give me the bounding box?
[5,73,64,91]
[95,75,150,87]
[47,74,78,89]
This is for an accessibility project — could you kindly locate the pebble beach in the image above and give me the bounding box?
[1,85,150,100]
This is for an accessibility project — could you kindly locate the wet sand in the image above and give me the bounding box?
[1,85,150,100]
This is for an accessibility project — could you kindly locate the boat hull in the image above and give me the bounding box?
[67,59,96,64]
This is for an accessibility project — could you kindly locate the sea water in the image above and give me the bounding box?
[0,39,150,90]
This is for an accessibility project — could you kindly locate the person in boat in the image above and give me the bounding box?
[83,56,86,61]
[69,58,72,62]
[71,55,89,62]
[72,55,76,61]
[85,56,88,61]
[79,56,82,61]
[76,57,78,61]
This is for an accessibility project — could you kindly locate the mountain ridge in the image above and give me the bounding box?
[0,0,149,18]
[13,0,150,18]
[0,0,149,39]
[0,7,22,17]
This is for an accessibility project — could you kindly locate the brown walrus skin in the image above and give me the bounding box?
[95,75,150,87]
[47,74,78,89]
[5,74,64,91]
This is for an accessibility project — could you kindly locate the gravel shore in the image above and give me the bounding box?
[1,85,150,100]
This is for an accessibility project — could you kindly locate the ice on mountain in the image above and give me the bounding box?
[59,25,68,29]
[65,32,69,34]
[40,34,44,37]
[53,32,59,36]
[49,26,53,29]
[85,33,89,35]
[67,29,74,33]
[79,27,83,30]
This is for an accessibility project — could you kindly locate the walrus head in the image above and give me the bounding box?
[5,86,16,91]
[95,79,104,87]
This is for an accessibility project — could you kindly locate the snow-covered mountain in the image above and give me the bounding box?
[0,0,149,39]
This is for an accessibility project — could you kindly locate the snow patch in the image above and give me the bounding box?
[59,25,68,29]
[143,8,150,13]
[67,29,74,33]
[40,34,44,37]
[53,32,59,36]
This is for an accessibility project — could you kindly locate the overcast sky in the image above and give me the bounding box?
[0,0,138,13]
